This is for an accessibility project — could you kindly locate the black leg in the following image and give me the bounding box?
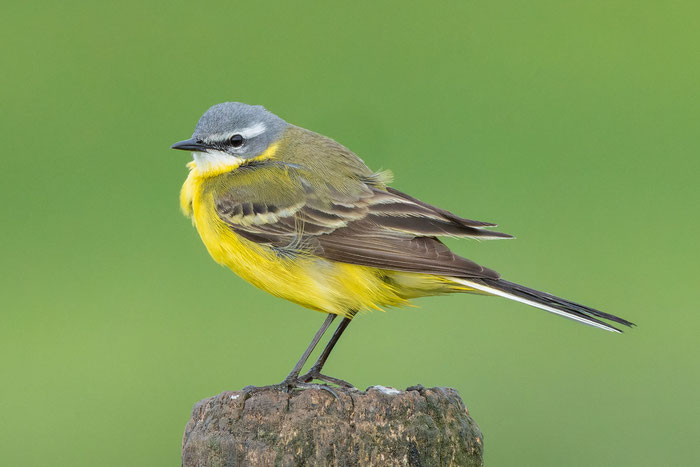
[283,314,336,383]
[300,317,354,387]
[243,314,353,395]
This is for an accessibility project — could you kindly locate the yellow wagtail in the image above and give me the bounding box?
[172,102,633,389]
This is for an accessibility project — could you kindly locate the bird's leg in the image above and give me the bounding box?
[280,313,337,385]
[243,314,352,396]
[245,314,336,393]
[300,316,355,388]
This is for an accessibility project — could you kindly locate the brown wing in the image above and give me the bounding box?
[214,163,510,279]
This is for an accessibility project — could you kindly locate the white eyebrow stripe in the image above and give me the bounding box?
[205,122,267,143]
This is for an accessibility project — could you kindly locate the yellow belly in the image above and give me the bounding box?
[181,166,465,316]
[184,177,408,316]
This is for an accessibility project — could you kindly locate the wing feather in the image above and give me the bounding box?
[213,162,509,279]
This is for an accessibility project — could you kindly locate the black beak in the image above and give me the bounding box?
[171,138,208,152]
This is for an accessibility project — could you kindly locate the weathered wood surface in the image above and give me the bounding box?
[182,384,483,466]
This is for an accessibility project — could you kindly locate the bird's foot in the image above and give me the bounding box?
[299,369,355,389]
[242,377,345,401]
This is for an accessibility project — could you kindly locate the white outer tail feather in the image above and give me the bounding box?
[449,277,621,333]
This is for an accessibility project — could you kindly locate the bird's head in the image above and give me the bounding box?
[171,102,288,175]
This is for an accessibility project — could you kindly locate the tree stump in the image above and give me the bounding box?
[182,384,483,466]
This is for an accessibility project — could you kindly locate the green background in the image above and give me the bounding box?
[2,1,698,465]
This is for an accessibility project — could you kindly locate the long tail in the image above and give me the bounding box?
[450,277,635,333]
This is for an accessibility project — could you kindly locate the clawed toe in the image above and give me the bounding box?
[242,377,351,400]
[300,371,355,389]
[242,383,288,396]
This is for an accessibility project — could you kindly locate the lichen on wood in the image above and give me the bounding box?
[182,384,483,466]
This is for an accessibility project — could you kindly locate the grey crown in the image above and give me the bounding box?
[192,102,288,159]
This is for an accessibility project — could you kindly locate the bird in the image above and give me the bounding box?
[172,102,634,390]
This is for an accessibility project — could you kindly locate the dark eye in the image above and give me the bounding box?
[229,134,244,148]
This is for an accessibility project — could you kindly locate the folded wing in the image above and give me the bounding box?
[214,162,511,279]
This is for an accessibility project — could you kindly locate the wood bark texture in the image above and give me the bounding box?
[182,384,483,466]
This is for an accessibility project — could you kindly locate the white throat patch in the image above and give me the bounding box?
[192,149,244,174]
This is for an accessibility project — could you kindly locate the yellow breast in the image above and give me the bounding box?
[180,163,411,316]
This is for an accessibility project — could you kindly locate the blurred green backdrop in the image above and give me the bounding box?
[2,1,699,465]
